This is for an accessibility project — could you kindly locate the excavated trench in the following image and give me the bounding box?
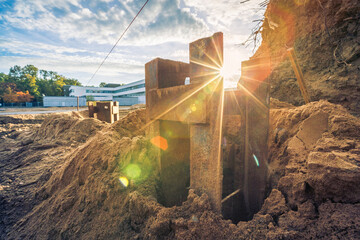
[1,0,360,238]
[0,99,359,240]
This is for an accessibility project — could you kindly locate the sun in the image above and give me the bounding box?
[218,61,235,79]
[219,67,225,78]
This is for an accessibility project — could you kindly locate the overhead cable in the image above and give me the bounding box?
[86,0,150,86]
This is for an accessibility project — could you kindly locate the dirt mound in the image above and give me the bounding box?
[2,102,358,239]
[34,112,107,146]
[0,111,111,239]
[0,114,49,140]
[112,108,146,138]
[2,109,156,240]
[255,0,360,115]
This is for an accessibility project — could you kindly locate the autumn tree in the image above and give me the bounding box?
[3,87,19,103]
[16,91,34,102]
[1,65,82,102]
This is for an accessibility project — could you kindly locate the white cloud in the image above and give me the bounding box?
[1,0,267,87]
[182,0,265,27]
[2,0,210,46]
[0,38,144,85]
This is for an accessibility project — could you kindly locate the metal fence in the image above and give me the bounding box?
[0,102,43,108]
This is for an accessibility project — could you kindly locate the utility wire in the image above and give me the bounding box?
[86,0,149,86]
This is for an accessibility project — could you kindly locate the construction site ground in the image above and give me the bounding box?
[0,99,359,239]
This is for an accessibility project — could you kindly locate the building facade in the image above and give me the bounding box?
[68,79,145,106]
[43,96,86,107]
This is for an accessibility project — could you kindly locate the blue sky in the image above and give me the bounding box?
[0,0,265,88]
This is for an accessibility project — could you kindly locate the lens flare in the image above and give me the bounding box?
[219,67,225,78]
[190,103,197,112]
[125,164,141,179]
[253,154,260,167]
[150,136,168,150]
[119,177,129,187]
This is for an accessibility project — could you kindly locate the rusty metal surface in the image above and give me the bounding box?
[145,33,269,220]
[190,32,223,84]
[189,32,224,213]
[145,33,224,210]
[238,57,270,221]
[145,58,192,207]
[147,84,207,124]
[87,101,119,123]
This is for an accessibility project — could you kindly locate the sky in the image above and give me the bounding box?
[0,0,266,88]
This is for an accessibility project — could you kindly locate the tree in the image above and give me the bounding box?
[3,87,18,103]
[99,82,107,87]
[22,65,38,78]
[0,73,8,83]
[8,65,22,80]
[0,82,17,98]
[86,95,94,102]
[24,74,40,100]
[64,78,82,86]
[16,91,34,102]
[3,65,82,101]
[0,83,18,103]
[8,65,40,100]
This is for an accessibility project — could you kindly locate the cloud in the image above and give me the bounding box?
[182,0,265,29]
[0,37,144,85]
[0,0,267,87]
[2,0,210,46]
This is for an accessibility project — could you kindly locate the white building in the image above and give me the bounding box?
[68,79,145,106]
[43,96,86,107]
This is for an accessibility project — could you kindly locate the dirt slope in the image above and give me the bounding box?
[0,112,107,239]
[1,101,359,239]
[254,0,360,115]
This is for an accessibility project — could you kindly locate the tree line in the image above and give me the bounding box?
[0,65,82,103]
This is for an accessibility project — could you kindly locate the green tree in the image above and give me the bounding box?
[64,78,82,86]
[99,82,107,87]
[0,73,8,83]
[24,74,41,100]
[3,65,82,101]
[86,95,94,102]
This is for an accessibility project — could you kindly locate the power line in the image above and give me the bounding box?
[86,0,150,86]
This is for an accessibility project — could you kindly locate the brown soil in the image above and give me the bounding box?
[254,0,360,115]
[0,100,359,239]
[1,0,360,238]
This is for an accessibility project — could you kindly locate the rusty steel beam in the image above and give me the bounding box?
[189,32,224,213]
[147,84,208,124]
[145,33,224,211]
[145,33,269,222]
[240,57,270,220]
[145,58,192,207]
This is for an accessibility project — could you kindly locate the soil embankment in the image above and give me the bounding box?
[1,0,360,238]
[254,0,360,115]
[0,100,359,239]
